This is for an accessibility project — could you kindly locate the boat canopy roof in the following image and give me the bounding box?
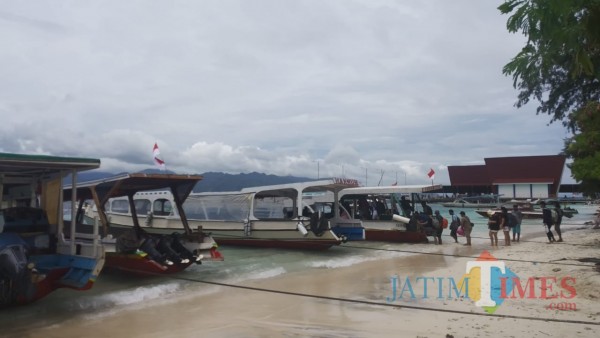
[190,178,360,199]
[63,173,203,206]
[339,184,442,198]
[240,178,360,196]
[0,152,100,184]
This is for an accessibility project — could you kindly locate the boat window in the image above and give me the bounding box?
[184,194,250,221]
[134,199,151,215]
[310,203,334,219]
[111,199,129,214]
[0,207,50,233]
[254,196,288,219]
[153,199,173,216]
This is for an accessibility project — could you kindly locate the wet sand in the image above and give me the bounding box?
[9,222,600,338]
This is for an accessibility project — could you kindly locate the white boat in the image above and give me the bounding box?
[0,152,105,306]
[337,184,443,243]
[441,194,501,208]
[183,178,362,250]
[68,173,223,275]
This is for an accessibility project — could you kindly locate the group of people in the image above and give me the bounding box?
[404,199,576,247]
[486,201,565,246]
[409,202,474,246]
[485,205,523,247]
[410,202,529,247]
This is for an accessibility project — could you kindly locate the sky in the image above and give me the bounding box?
[0,0,575,185]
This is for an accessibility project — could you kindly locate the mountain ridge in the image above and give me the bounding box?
[76,169,317,192]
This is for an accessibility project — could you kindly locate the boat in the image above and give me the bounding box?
[66,173,223,276]
[183,178,362,250]
[0,152,105,307]
[301,198,364,241]
[441,194,501,208]
[337,184,443,243]
[474,200,577,219]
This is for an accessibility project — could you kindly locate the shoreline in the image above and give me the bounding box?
[8,222,600,338]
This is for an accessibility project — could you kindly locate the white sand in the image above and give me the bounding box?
[24,222,600,338]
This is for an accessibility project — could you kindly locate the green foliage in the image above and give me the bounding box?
[499,0,600,193]
[564,102,600,194]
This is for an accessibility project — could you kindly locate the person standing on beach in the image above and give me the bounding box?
[434,210,444,244]
[487,210,500,247]
[449,209,460,243]
[512,204,523,242]
[500,206,511,246]
[540,201,556,243]
[593,213,600,229]
[553,201,564,242]
[459,211,472,246]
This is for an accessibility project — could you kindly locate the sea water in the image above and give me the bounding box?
[0,203,596,333]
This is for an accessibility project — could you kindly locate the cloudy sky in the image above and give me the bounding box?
[0,1,573,185]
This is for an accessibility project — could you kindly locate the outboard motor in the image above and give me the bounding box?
[309,212,328,237]
[0,233,31,307]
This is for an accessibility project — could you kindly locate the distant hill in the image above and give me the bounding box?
[195,172,316,192]
[75,169,316,192]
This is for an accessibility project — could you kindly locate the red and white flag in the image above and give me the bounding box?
[427,168,435,180]
[153,142,166,170]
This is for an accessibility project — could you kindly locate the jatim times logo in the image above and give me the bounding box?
[386,251,577,313]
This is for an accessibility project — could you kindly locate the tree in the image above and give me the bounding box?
[499,0,600,195]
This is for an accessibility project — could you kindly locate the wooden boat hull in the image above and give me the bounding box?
[104,252,193,275]
[8,253,101,306]
[195,224,343,250]
[104,214,342,251]
[103,246,223,276]
[330,226,364,242]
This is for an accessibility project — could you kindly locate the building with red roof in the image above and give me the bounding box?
[448,155,566,199]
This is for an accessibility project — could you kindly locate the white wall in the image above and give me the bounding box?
[498,183,550,199]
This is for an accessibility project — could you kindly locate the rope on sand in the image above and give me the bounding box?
[337,244,597,268]
[167,274,600,326]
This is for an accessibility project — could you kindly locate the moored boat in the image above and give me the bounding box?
[441,194,501,208]
[475,200,579,219]
[338,184,443,243]
[66,173,223,276]
[0,152,105,307]
[184,178,362,250]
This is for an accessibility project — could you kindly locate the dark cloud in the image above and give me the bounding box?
[0,1,573,184]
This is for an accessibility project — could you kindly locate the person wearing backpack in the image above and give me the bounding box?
[487,210,501,247]
[448,209,461,243]
[540,201,556,243]
[434,210,444,245]
[511,204,523,242]
[553,201,564,242]
[500,206,511,246]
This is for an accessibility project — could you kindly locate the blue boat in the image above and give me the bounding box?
[0,152,104,307]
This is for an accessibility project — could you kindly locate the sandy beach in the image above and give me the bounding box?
[5,216,600,338]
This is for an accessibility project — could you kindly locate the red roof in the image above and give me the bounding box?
[448,165,490,186]
[448,155,566,194]
[484,155,565,188]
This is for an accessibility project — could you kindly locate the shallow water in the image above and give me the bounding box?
[1,203,595,335]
